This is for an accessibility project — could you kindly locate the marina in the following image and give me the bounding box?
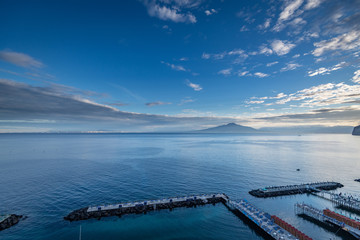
[66,194,313,240]
[249,181,343,198]
[295,203,360,239]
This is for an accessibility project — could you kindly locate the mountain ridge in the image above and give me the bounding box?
[197,123,260,133]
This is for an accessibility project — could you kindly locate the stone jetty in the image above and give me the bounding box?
[64,193,228,222]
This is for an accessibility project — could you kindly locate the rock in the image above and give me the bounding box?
[352,125,360,135]
[0,214,23,231]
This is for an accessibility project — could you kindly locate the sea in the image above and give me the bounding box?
[0,133,359,240]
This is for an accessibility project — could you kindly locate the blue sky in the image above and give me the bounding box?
[1,0,360,132]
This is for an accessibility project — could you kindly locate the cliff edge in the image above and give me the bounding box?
[352,125,360,135]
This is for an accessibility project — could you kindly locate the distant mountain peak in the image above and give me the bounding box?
[198,123,259,133]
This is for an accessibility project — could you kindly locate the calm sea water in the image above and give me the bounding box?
[0,133,359,240]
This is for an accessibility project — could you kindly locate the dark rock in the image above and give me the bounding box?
[352,125,360,135]
[0,214,23,231]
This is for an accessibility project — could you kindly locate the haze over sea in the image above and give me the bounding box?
[0,133,359,240]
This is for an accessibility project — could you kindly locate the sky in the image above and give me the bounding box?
[0,0,360,132]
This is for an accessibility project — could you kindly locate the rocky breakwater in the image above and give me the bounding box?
[352,125,360,135]
[64,194,228,222]
[0,214,23,231]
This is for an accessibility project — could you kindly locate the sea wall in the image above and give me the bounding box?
[65,196,226,222]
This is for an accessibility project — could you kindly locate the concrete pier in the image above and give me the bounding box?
[249,181,343,198]
[65,193,228,221]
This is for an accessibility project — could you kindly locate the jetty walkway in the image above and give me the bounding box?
[295,203,360,239]
[228,199,311,240]
[312,191,360,213]
[249,181,343,198]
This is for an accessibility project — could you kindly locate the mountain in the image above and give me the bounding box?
[353,125,360,135]
[198,123,260,133]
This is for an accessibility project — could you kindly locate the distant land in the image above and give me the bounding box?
[260,125,354,134]
[0,124,356,134]
[196,123,354,134]
[353,125,360,135]
[196,123,261,133]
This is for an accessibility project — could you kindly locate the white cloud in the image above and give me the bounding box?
[201,49,248,61]
[0,50,44,68]
[278,0,304,22]
[205,9,217,16]
[146,101,171,106]
[254,72,269,78]
[238,71,249,77]
[259,45,273,55]
[274,83,360,107]
[161,61,187,71]
[289,17,306,26]
[266,61,279,67]
[352,70,360,84]
[258,18,271,30]
[246,100,264,104]
[272,93,287,99]
[201,53,210,59]
[271,40,296,55]
[240,25,249,32]
[218,68,232,75]
[186,80,202,91]
[308,62,346,77]
[248,93,287,104]
[249,80,360,110]
[178,97,195,105]
[293,54,300,58]
[312,30,360,56]
[304,0,323,10]
[144,1,197,23]
[281,63,301,71]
